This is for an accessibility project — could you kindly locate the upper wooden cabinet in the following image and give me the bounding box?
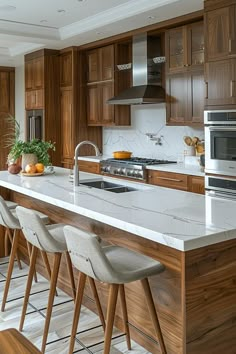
[165,22,204,74]
[204,0,236,108]
[25,56,44,90]
[204,1,236,61]
[86,42,131,127]
[87,45,114,83]
[165,21,204,126]
[60,47,102,169]
[24,49,61,166]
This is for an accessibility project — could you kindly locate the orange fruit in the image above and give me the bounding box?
[25,164,37,174]
[35,163,45,173]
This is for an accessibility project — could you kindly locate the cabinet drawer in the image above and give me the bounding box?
[78,160,100,174]
[148,170,188,191]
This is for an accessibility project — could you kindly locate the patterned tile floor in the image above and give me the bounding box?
[0,258,151,353]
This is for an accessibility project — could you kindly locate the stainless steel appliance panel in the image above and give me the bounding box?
[26,109,44,141]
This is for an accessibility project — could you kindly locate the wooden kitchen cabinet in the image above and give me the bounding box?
[0,67,15,171]
[78,160,100,174]
[166,69,204,125]
[24,49,61,166]
[86,41,131,126]
[165,21,204,126]
[204,0,236,62]
[165,22,204,74]
[148,169,205,194]
[188,175,205,194]
[205,59,236,106]
[60,47,102,168]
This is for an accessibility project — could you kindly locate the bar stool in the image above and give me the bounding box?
[16,206,105,354]
[64,225,167,354]
[0,328,42,354]
[0,196,50,312]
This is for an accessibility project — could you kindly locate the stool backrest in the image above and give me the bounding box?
[0,196,19,229]
[16,206,64,253]
[64,225,122,284]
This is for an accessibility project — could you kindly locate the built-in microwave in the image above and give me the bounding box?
[204,110,236,176]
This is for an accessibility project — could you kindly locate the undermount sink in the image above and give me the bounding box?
[79,180,137,193]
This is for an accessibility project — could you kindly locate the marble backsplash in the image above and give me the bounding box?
[103,103,204,160]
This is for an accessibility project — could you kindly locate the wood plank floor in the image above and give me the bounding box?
[0,258,151,353]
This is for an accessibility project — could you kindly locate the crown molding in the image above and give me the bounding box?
[59,0,180,39]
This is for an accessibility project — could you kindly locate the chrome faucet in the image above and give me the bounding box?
[74,141,101,187]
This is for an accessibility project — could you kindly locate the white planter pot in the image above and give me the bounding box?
[21,153,38,171]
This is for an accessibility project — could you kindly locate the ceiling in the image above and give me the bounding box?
[0,0,203,66]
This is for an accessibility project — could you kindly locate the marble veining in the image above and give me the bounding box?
[0,167,236,251]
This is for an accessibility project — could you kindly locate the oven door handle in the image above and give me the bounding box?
[208,126,236,131]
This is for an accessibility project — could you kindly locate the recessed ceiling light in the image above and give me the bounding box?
[0,5,16,11]
[148,16,156,20]
[57,9,66,13]
[77,0,85,2]
[40,20,48,23]
[96,31,103,35]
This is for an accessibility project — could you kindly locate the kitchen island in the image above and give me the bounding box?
[0,167,236,354]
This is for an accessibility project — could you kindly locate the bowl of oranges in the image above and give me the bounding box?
[21,163,45,176]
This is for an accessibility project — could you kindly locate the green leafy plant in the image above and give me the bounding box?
[8,139,56,167]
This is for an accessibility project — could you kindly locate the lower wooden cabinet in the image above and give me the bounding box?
[148,170,205,194]
[78,160,100,174]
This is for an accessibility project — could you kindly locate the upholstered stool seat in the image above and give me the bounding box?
[0,328,41,354]
[16,206,105,354]
[0,196,50,312]
[64,225,167,354]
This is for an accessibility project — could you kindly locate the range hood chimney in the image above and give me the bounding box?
[107,33,165,105]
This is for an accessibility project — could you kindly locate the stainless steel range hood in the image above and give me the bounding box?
[107,33,165,105]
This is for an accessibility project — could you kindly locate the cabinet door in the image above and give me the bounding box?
[165,27,185,73]
[188,176,205,194]
[100,45,114,81]
[25,61,34,90]
[205,5,236,61]
[187,70,204,124]
[34,57,44,89]
[148,170,188,191]
[166,73,188,124]
[25,89,44,109]
[61,89,74,160]
[205,59,236,106]
[87,50,99,83]
[100,82,114,125]
[0,72,10,112]
[87,84,100,125]
[188,22,204,68]
[78,160,100,174]
[60,52,72,87]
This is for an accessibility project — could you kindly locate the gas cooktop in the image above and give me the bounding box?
[104,157,177,166]
[101,157,177,181]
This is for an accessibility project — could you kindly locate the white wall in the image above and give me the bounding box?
[103,104,204,160]
[15,64,25,140]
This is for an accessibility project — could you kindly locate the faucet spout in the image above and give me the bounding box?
[74,141,101,187]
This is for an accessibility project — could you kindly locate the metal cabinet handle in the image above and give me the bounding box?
[230,80,235,97]
[205,82,208,99]
[229,39,232,53]
[149,176,183,182]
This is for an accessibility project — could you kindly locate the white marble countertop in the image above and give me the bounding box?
[0,167,234,252]
[78,156,204,176]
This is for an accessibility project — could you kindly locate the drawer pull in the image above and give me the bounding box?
[150,176,183,182]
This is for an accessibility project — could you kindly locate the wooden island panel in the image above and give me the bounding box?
[2,188,236,353]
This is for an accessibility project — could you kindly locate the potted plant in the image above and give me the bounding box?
[5,116,55,172]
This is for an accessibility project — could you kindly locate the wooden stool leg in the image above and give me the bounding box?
[19,246,38,331]
[88,277,106,331]
[41,253,61,354]
[1,229,20,312]
[4,228,9,257]
[68,272,87,354]
[40,250,59,297]
[104,284,119,354]
[119,284,131,350]
[141,278,166,354]
[26,241,37,283]
[6,228,22,270]
[65,251,76,301]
